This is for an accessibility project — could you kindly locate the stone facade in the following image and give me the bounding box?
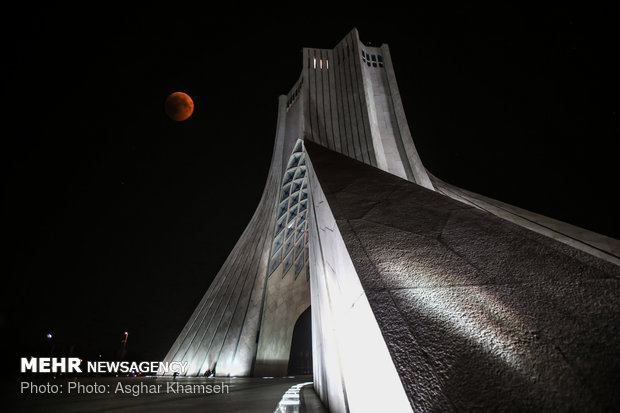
[162,28,619,412]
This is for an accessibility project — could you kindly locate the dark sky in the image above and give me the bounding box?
[2,4,618,373]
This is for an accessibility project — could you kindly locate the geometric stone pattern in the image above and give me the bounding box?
[253,147,312,378]
[160,95,311,379]
[267,139,309,281]
[306,140,620,412]
[162,28,619,413]
[306,154,413,413]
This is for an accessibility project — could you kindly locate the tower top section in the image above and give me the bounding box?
[281,29,433,188]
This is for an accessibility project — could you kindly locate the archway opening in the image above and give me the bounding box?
[287,306,312,375]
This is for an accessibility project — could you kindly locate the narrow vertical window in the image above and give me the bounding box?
[326,59,329,69]
[313,57,316,69]
[320,59,323,69]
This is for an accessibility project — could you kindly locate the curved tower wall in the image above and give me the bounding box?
[163,30,619,413]
[306,156,413,413]
[301,28,433,188]
[160,94,311,378]
[161,28,436,379]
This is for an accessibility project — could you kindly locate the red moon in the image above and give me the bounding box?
[165,92,194,121]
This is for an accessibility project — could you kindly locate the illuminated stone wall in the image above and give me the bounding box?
[162,30,618,413]
[306,141,620,412]
[160,96,311,378]
[301,29,434,189]
[307,155,412,412]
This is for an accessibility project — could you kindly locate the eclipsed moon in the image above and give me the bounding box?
[165,92,194,121]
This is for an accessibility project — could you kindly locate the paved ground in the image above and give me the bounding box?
[5,375,318,412]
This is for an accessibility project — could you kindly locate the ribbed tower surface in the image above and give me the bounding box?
[162,29,620,413]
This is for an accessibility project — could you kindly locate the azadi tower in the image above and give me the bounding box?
[162,29,620,412]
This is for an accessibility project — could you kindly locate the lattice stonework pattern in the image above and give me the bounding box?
[268,140,310,280]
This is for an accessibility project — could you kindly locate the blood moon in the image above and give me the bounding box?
[165,92,194,121]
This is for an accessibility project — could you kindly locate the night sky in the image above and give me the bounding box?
[2,4,618,375]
